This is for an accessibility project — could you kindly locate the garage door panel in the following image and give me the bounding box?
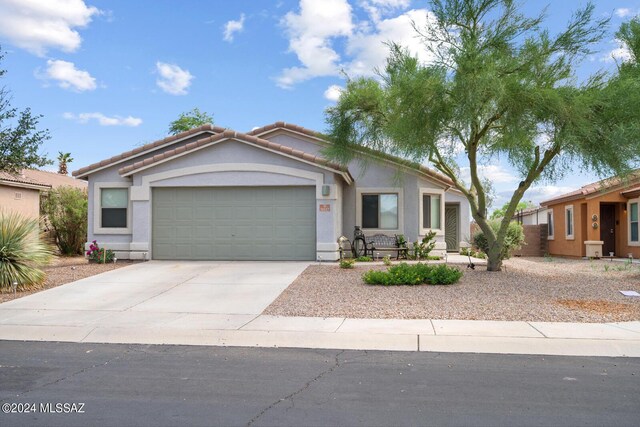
[152,187,316,260]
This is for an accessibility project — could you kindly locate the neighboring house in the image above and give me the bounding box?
[0,172,51,218]
[72,122,471,261]
[0,170,87,219]
[541,174,640,258]
[513,206,548,225]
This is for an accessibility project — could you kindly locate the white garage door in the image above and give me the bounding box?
[152,187,316,260]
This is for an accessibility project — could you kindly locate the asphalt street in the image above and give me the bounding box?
[0,341,638,426]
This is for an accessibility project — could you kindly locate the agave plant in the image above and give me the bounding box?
[0,211,54,291]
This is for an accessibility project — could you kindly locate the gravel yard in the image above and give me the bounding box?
[0,256,137,304]
[264,257,640,322]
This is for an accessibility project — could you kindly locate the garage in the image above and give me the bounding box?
[152,186,316,260]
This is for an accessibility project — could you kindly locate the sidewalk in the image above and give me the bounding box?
[1,312,638,357]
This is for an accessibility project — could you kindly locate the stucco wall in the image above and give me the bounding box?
[0,185,40,218]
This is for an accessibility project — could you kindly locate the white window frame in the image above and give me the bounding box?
[355,187,403,233]
[547,208,554,240]
[564,205,574,240]
[627,199,640,246]
[93,182,132,235]
[419,188,445,236]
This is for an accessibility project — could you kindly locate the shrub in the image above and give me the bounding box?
[410,231,437,259]
[382,255,392,266]
[42,186,88,255]
[0,211,54,290]
[339,258,355,269]
[472,220,524,261]
[363,262,463,286]
[355,256,373,262]
[427,264,463,285]
[86,240,115,263]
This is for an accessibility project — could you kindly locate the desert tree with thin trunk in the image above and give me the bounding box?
[168,108,214,135]
[324,0,640,271]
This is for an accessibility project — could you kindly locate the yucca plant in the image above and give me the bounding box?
[0,211,54,291]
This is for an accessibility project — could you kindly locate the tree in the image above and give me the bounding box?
[325,0,640,271]
[0,47,51,173]
[490,201,534,220]
[57,152,73,175]
[168,108,214,135]
[42,186,87,255]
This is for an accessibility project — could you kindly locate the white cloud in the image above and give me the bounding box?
[0,0,101,56]
[277,0,354,88]
[324,84,343,101]
[523,185,576,203]
[63,112,142,127]
[223,13,245,42]
[345,8,437,77]
[615,8,632,18]
[460,164,518,185]
[277,1,440,88]
[155,62,193,95]
[44,59,96,91]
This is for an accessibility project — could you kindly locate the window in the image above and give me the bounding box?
[547,209,554,239]
[565,205,574,239]
[101,188,128,228]
[630,202,638,243]
[422,194,441,229]
[362,194,398,229]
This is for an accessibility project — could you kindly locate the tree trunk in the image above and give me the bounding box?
[486,245,504,272]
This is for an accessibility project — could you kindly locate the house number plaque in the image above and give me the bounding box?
[319,204,330,212]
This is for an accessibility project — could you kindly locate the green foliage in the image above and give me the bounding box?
[57,152,73,175]
[460,247,487,259]
[323,0,640,271]
[491,201,534,220]
[42,186,88,255]
[339,258,355,269]
[382,255,392,266]
[86,240,115,264]
[355,256,373,262]
[473,220,524,261]
[0,48,51,173]
[0,211,53,290]
[168,108,214,135]
[362,262,462,286]
[410,231,437,259]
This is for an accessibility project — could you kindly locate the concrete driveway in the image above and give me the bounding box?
[0,261,310,331]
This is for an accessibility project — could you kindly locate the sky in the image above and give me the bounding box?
[1,0,639,210]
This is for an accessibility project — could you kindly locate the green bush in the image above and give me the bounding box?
[428,264,463,285]
[382,255,392,266]
[339,258,355,269]
[410,231,437,259]
[363,262,463,286]
[355,256,373,262]
[42,186,88,255]
[472,220,524,261]
[0,211,54,290]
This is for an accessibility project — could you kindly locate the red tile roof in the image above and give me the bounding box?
[0,171,51,190]
[541,173,640,206]
[249,121,455,187]
[21,169,87,190]
[118,130,354,182]
[72,124,224,177]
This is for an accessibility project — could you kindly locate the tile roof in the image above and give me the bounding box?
[541,172,640,206]
[0,171,51,189]
[118,130,354,182]
[21,169,87,190]
[248,121,455,187]
[72,124,224,177]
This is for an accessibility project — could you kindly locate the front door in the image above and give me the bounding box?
[445,204,459,252]
[600,204,616,256]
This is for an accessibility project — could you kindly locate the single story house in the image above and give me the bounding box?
[0,169,88,220]
[541,173,640,258]
[513,206,548,225]
[72,122,471,261]
[0,171,51,219]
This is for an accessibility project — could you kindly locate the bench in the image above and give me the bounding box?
[364,234,408,260]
